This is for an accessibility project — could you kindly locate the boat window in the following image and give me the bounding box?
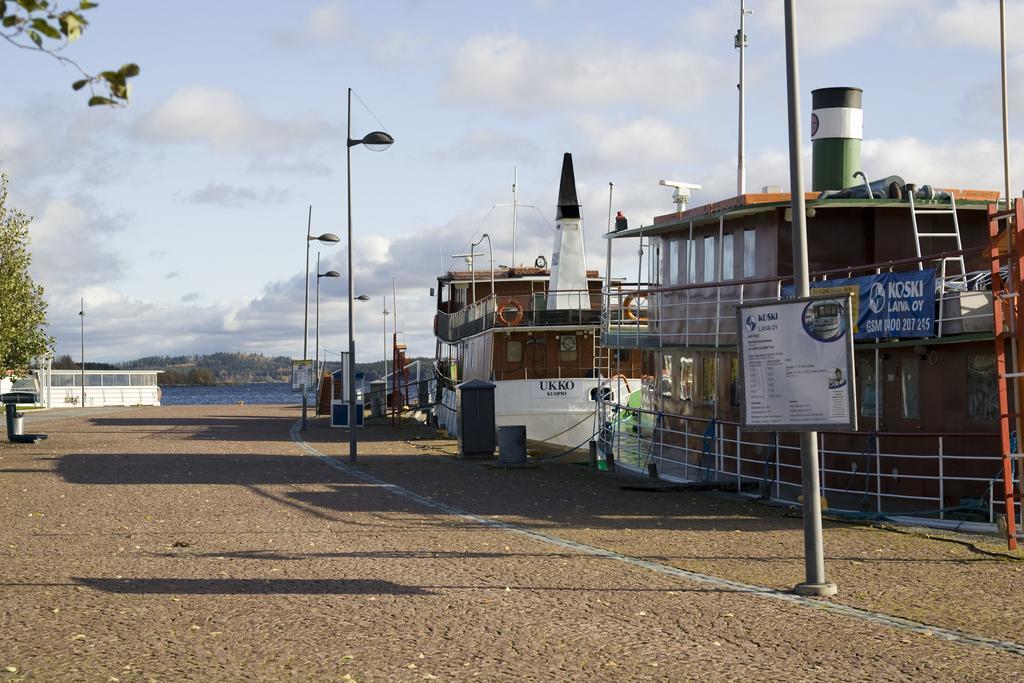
[729,356,740,406]
[687,239,696,283]
[857,355,883,418]
[669,240,679,285]
[110,374,129,386]
[678,354,694,401]
[506,340,523,363]
[743,229,756,278]
[701,354,717,404]
[703,236,716,283]
[900,359,919,420]
[52,374,75,387]
[86,374,103,387]
[967,353,998,422]
[722,233,734,281]
[130,373,155,386]
[559,335,577,362]
[660,353,672,397]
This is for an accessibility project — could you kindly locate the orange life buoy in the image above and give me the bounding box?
[608,374,632,392]
[497,298,524,326]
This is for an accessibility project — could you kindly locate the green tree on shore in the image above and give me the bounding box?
[0,173,53,376]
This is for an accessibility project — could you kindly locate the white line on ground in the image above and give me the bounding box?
[291,421,1024,658]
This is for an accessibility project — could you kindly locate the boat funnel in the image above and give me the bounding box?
[556,152,581,220]
[548,153,587,310]
[811,87,863,191]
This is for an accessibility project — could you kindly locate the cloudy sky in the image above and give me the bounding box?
[3,0,1023,363]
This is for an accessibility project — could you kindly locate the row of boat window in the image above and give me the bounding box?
[49,374,158,387]
[661,229,757,286]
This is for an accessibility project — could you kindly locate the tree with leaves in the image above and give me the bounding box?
[1,0,139,106]
[0,174,53,377]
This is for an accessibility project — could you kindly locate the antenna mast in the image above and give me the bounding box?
[511,167,519,266]
[736,0,751,196]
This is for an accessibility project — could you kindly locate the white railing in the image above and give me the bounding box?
[436,289,602,342]
[596,398,1017,526]
[602,249,994,348]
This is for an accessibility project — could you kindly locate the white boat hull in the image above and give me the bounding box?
[437,377,634,453]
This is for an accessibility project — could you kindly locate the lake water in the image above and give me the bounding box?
[160,383,298,405]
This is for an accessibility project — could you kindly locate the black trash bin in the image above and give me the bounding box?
[5,403,24,437]
[457,379,495,457]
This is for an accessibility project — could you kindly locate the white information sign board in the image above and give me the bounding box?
[291,359,313,392]
[737,294,857,432]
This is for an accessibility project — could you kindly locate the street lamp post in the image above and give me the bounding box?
[346,86,394,462]
[784,0,836,598]
[314,253,340,416]
[302,206,340,431]
[79,297,85,407]
[382,302,389,408]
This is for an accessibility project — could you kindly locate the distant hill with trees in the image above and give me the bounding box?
[114,352,433,386]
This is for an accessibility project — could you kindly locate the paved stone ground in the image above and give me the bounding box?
[1,405,1022,681]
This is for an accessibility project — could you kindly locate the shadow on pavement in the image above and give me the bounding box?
[86,415,295,441]
[56,453,349,485]
[73,577,433,595]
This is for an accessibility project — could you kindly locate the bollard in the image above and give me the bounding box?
[606,449,616,473]
[588,440,597,468]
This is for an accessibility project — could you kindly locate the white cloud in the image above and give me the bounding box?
[862,136,1021,192]
[760,0,915,53]
[437,129,541,163]
[929,0,1024,51]
[27,194,129,292]
[183,182,290,207]
[369,30,427,66]
[132,86,338,154]
[442,33,726,112]
[273,1,351,47]
[574,115,689,165]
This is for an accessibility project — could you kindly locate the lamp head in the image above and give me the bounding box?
[311,232,341,244]
[354,294,371,302]
[350,131,394,152]
[319,270,341,278]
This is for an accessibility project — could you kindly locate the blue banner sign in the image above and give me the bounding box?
[783,270,935,339]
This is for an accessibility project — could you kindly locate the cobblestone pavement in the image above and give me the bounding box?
[1,405,1022,681]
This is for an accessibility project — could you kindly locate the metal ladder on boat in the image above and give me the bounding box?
[908,190,967,336]
[987,199,1024,551]
[592,332,612,380]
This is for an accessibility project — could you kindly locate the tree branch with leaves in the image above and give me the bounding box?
[1,0,139,106]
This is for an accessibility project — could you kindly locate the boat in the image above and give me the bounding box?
[433,153,642,453]
[595,86,1022,546]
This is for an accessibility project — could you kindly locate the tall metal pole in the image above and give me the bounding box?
[998,0,1024,496]
[79,297,85,407]
[392,276,399,414]
[346,87,358,462]
[604,183,613,335]
[383,300,389,397]
[314,251,322,416]
[301,205,312,431]
[511,167,519,266]
[784,0,836,598]
[1000,0,1012,205]
[736,0,750,196]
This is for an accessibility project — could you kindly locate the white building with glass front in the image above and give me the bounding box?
[38,369,162,408]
